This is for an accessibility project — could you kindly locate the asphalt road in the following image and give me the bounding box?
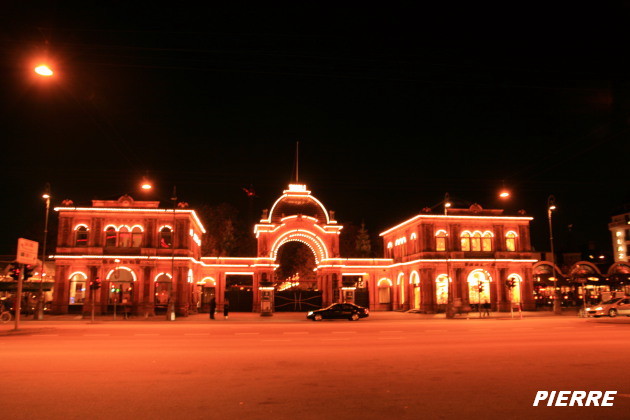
[1,313,629,420]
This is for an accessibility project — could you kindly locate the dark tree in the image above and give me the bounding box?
[276,242,316,284]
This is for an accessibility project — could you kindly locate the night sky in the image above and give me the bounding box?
[1,3,629,256]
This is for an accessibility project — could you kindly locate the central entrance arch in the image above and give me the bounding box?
[254,184,343,309]
[273,240,323,311]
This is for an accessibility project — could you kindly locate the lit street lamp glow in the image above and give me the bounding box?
[34,65,54,77]
[499,190,510,198]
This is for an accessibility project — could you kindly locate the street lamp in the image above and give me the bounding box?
[547,195,562,315]
[168,185,178,321]
[34,64,54,77]
[35,183,51,320]
[444,193,455,319]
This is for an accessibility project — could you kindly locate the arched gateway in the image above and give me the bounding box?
[254,184,343,308]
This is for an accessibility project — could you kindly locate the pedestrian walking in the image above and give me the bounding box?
[482,300,490,317]
[209,296,216,320]
[223,298,229,320]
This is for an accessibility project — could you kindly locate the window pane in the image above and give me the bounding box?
[131,228,143,247]
[378,287,391,303]
[75,227,88,247]
[105,228,117,247]
[160,228,172,248]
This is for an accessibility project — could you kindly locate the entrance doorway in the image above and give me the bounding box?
[225,274,253,312]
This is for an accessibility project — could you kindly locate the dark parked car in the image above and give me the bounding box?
[307,303,369,321]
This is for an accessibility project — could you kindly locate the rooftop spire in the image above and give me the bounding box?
[295,141,299,183]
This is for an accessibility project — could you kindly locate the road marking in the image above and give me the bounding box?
[283,331,308,335]
[235,332,260,335]
[262,339,291,342]
[332,331,357,334]
[424,329,447,333]
[378,336,403,340]
[321,338,350,341]
[380,330,404,333]
[84,334,110,336]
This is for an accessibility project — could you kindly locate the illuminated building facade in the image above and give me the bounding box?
[51,185,539,315]
[52,195,206,316]
[379,205,537,311]
[609,211,630,263]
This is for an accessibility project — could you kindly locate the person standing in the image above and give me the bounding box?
[209,296,216,320]
[223,298,230,320]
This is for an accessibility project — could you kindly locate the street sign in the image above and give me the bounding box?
[16,238,39,265]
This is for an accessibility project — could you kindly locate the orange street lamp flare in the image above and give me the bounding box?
[34,65,54,77]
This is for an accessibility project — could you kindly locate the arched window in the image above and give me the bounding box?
[435,274,449,304]
[507,274,522,304]
[506,231,518,252]
[107,267,135,305]
[68,272,87,304]
[397,273,405,305]
[118,226,131,247]
[467,269,491,305]
[377,278,392,304]
[435,230,447,251]
[410,271,421,310]
[461,231,471,251]
[154,273,172,306]
[481,231,493,252]
[131,226,143,247]
[75,226,89,247]
[105,226,117,247]
[471,232,482,252]
[159,227,172,248]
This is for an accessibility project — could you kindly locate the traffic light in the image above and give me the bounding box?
[90,278,102,290]
[23,264,35,280]
[9,265,20,280]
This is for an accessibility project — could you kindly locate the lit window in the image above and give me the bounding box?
[461,232,471,251]
[75,226,89,247]
[160,227,173,248]
[105,227,117,247]
[435,274,449,304]
[131,226,143,247]
[118,226,131,247]
[435,230,447,251]
[69,272,87,304]
[482,231,493,252]
[506,231,517,252]
[471,232,482,251]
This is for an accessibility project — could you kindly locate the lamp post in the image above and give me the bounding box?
[547,195,562,315]
[167,185,177,321]
[35,184,51,320]
[444,193,455,319]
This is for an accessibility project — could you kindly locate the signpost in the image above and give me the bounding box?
[14,238,39,330]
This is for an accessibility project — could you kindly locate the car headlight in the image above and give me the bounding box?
[586,307,591,311]
[595,307,603,311]
[307,311,314,316]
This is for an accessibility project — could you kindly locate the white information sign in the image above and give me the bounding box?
[16,238,39,265]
